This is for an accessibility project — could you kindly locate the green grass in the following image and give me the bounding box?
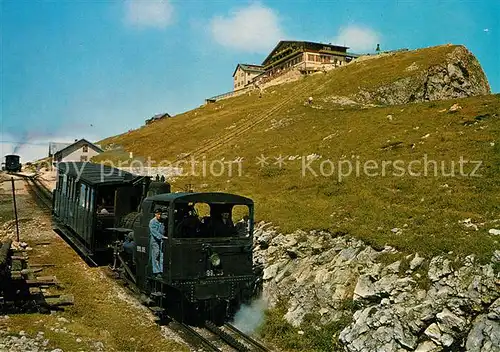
[6,235,186,352]
[96,45,500,262]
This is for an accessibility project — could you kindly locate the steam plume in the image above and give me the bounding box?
[231,296,268,334]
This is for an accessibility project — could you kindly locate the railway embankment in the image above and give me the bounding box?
[254,222,500,351]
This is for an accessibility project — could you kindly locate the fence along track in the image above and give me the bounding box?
[174,74,330,163]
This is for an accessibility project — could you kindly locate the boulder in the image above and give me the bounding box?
[415,340,442,352]
[466,315,500,352]
[428,257,452,281]
[256,223,500,351]
[410,253,425,270]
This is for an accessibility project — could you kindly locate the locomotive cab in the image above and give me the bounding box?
[130,192,256,324]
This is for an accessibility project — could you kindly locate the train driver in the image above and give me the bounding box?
[149,208,165,278]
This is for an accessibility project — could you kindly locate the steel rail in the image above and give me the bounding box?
[205,320,251,352]
[178,322,221,352]
[224,323,270,351]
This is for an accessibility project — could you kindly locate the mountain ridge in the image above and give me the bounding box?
[96,44,499,260]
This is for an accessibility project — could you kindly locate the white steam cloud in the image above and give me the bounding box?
[232,297,268,334]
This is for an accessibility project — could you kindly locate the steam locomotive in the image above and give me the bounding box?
[52,162,259,325]
[3,155,22,172]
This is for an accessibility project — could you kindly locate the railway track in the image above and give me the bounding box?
[12,172,53,211]
[203,320,269,352]
[166,319,269,352]
[25,176,53,210]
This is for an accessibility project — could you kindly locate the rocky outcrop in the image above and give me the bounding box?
[353,46,491,106]
[254,222,500,351]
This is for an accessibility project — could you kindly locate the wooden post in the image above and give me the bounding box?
[0,239,13,268]
[11,177,20,242]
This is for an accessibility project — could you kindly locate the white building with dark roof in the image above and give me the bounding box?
[52,139,103,163]
[232,64,265,90]
[48,142,72,157]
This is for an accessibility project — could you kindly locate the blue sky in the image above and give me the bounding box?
[1,0,499,161]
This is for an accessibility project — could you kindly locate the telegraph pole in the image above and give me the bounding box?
[11,177,20,242]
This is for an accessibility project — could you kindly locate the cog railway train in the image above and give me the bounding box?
[52,162,260,325]
[3,154,22,173]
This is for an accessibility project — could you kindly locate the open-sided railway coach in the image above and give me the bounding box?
[52,162,259,325]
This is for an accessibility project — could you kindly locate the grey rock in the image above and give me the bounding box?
[262,262,280,280]
[410,253,425,270]
[488,229,500,236]
[255,222,500,352]
[383,261,401,275]
[436,308,467,334]
[415,341,442,352]
[352,46,490,106]
[393,320,417,349]
[424,323,442,343]
[492,250,500,263]
[354,275,377,300]
[466,315,500,352]
[428,257,452,281]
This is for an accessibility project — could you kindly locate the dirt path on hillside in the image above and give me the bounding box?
[0,174,189,352]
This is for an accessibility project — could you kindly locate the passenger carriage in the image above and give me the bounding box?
[52,162,169,262]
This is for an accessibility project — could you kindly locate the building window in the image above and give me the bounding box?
[82,144,88,153]
[80,155,88,162]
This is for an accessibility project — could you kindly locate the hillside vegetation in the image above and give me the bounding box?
[97,44,499,261]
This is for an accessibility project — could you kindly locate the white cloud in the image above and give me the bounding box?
[210,4,284,53]
[125,0,174,28]
[333,25,380,53]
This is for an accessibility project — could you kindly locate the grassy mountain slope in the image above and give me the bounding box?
[98,45,499,260]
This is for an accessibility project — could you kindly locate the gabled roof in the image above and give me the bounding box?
[146,113,171,124]
[262,40,350,66]
[152,113,171,119]
[232,63,265,77]
[56,162,141,186]
[54,139,103,158]
[49,142,72,156]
